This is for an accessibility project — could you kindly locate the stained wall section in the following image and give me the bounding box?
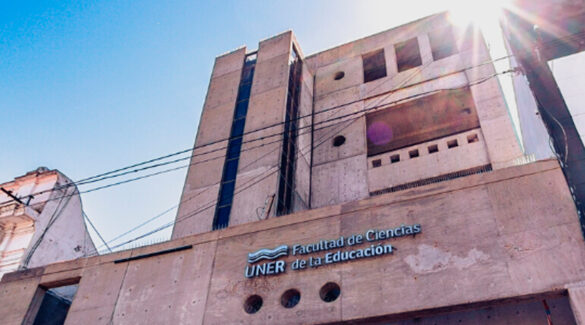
[1,160,584,324]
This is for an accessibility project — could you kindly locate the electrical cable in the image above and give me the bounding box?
[94,65,503,254]
[83,210,112,253]
[0,54,518,207]
[1,66,513,211]
[5,27,579,205]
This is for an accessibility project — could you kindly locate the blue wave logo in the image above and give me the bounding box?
[248,245,289,263]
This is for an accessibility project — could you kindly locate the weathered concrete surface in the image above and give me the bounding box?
[172,46,245,239]
[1,160,584,324]
[0,168,95,279]
[306,13,522,209]
[569,284,585,324]
[367,129,490,193]
[350,295,576,324]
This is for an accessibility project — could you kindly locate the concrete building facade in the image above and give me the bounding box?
[2,10,585,325]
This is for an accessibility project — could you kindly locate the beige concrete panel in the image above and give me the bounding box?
[42,257,87,275]
[85,250,132,268]
[367,130,490,193]
[479,114,523,167]
[360,69,421,105]
[384,42,399,77]
[238,127,282,173]
[204,69,241,111]
[294,152,311,209]
[373,296,576,324]
[314,56,363,98]
[313,118,366,166]
[245,87,287,132]
[314,100,362,127]
[211,47,246,79]
[231,171,279,226]
[418,33,434,66]
[420,52,466,79]
[0,277,40,325]
[315,85,361,113]
[297,84,313,151]
[257,31,292,64]
[339,186,512,320]
[196,103,235,146]
[112,242,216,325]
[251,53,290,96]
[501,223,585,295]
[172,184,219,238]
[300,64,314,96]
[65,263,128,325]
[203,217,342,324]
[311,154,368,209]
[474,93,510,123]
[182,141,227,190]
[39,269,82,287]
[569,285,585,324]
[486,167,578,236]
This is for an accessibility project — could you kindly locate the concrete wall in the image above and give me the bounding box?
[0,169,95,279]
[307,13,524,208]
[2,160,585,324]
[174,31,315,237]
[231,32,292,225]
[172,47,246,238]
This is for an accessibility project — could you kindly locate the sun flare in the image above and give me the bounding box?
[447,0,512,31]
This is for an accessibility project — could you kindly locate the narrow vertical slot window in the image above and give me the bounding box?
[212,53,256,230]
[276,47,303,216]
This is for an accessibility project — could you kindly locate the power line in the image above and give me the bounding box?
[92,65,505,254]
[0,61,515,210]
[10,62,512,255]
[83,210,112,253]
[0,55,517,207]
[5,27,578,205]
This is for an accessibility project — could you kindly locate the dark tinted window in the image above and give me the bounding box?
[362,49,387,83]
[395,38,422,72]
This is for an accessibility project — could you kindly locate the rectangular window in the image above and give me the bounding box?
[429,26,458,60]
[362,49,387,83]
[395,38,422,72]
[26,281,80,325]
[365,88,479,156]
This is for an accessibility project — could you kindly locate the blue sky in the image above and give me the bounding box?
[0,1,504,251]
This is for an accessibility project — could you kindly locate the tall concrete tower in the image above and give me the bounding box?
[173,13,525,239]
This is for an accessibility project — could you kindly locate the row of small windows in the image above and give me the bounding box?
[341,27,458,83]
[370,133,480,168]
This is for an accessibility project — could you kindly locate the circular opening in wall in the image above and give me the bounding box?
[334,71,345,80]
[280,289,301,308]
[320,282,341,302]
[244,295,263,314]
[332,135,346,147]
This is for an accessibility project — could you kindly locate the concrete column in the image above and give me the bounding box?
[172,48,246,239]
[569,284,585,324]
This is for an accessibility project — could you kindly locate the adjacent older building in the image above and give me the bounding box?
[0,167,96,278]
[2,9,585,325]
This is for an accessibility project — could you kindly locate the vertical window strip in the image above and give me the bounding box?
[212,54,256,230]
[276,48,302,216]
